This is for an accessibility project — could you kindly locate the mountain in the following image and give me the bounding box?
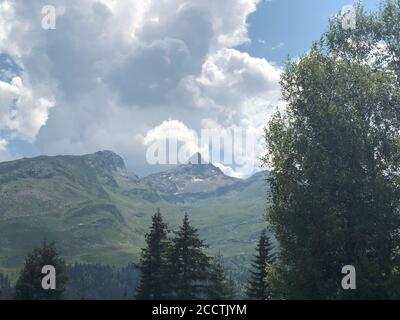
[142,160,239,201]
[0,151,269,281]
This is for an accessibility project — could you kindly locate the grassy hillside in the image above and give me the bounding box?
[0,151,269,284]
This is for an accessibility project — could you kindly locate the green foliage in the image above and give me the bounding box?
[264,0,400,299]
[207,254,236,300]
[168,214,211,300]
[0,151,268,286]
[246,230,275,300]
[14,242,67,300]
[66,263,140,300]
[136,212,242,300]
[136,209,171,300]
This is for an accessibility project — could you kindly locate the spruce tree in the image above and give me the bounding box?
[136,209,171,299]
[169,213,210,300]
[246,230,275,300]
[14,241,67,300]
[207,254,236,300]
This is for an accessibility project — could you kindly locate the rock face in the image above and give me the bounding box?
[187,152,207,165]
[142,161,239,199]
[83,150,126,173]
[0,150,269,274]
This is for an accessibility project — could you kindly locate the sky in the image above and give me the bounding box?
[0,0,381,177]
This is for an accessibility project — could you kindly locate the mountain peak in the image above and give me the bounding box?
[187,152,207,165]
[84,150,126,172]
[143,154,239,198]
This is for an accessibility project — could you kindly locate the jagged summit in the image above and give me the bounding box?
[187,152,207,165]
[143,154,239,197]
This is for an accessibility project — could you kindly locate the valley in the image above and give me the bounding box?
[0,151,270,281]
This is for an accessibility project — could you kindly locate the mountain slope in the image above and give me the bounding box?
[0,151,269,280]
[142,162,240,201]
[143,153,239,200]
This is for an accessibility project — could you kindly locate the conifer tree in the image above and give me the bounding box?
[246,230,275,300]
[169,213,210,300]
[14,241,67,300]
[207,254,236,300]
[136,209,171,299]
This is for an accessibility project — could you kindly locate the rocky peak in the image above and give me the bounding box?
[175,162,224,179]
[142,153,238,197]
[187,152,207,165]
[83,151,126,173]
[181,153,223,178]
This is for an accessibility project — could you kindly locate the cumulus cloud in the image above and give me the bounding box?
[0,76,55,142]
[0,138,8,151]
[142,119,210,165]
[142,119,198,146]
[171,48,281,175]
[0,138,11,161]
[0,0,282,177]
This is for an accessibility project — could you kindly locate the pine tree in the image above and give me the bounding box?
[169,213,210,300]
[136,209,171,299]
[246,230,275,300]
[207,254,236,300]
[14,241,67,300]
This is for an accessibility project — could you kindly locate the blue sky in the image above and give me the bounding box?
[241,0,380,66]
[0,0,383,176]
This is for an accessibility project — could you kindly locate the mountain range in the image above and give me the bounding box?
[0,151,269,280]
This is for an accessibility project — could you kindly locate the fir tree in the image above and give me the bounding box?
[169,213,210,300]
[207,254,236,300]
[14,241,67,300]
[246,230,275,300]
[136,209,171,299]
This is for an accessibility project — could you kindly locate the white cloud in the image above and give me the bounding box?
[213,162,255,179]
[142,119,209,164]
[0,77,20,114]
[0,138,11,162]
[188,48,281,111]
[142,119,198,146]
[173,48,281,175]
[0,76,55,142]
[0,0,282,176]
[0,138,8,151]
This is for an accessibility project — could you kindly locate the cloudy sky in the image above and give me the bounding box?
[0,0,379,177]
